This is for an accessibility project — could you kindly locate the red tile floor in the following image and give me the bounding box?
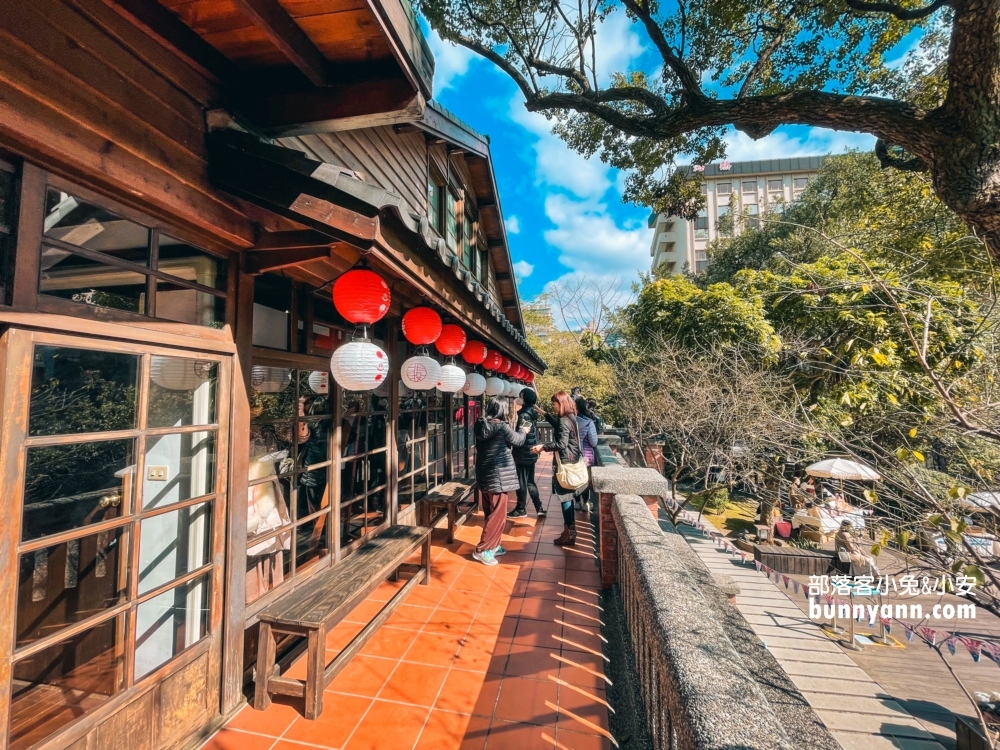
[202,459,614,750]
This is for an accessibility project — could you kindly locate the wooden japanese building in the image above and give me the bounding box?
[0,2,542,748]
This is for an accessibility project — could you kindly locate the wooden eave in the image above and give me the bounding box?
[207,128,545,370]
[399,103,525,331]
[108,0,433,136]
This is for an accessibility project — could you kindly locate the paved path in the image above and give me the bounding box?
[677,518,948,750]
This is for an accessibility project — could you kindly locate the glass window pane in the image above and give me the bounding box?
[156,282,225,329]
[717,182,731,194]
[250,366,295,419]
[246,537,291,604]
[9,615,125,750]
[296,464,328,521]
[143,432,217,510]
[148,356,218,427]
[300,370,331,415]
[340,459,365,501]
[0,166,16,307]
[247,476,291,547]
[367,491,386,530]
[157,235,227,290]
[134,573,210,680]
[768,179,783,191]
[30,346,139,436]
[368,452,387,491]
[39,257,147,314]
[16,528,127,648]
[295,515,329,573]
[138,502,211,596]
[341,498,365,547]
[23,440,135,541]
[43,188,149,263]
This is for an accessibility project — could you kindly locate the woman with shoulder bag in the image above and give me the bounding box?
[532,391,586,546]
[473,397,531,566]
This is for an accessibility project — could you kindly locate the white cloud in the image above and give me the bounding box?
[507,97,612,200]
[513,260,534,278]
[543,195,650,277]
[723,126,875,161]
[593,10,645,87]
[505,215,521,234]
[427,29,477,91]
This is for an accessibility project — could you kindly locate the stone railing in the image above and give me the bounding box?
[595,467,840,750]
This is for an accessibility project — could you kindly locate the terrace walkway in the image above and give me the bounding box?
[678,517,949,750]
[201,459,615,750]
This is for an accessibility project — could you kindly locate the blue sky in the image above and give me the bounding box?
[422,12,888,301]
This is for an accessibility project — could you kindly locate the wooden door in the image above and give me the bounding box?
[0,328,230,750]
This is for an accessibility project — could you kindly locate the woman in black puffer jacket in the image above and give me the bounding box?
[472,398,529,565]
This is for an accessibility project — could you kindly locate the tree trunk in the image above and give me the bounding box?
[927,0,1000,257]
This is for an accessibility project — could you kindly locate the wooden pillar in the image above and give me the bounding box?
[220,262,253,714]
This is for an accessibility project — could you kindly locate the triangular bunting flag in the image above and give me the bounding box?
[792,580,800,595]
[960,637,982,663]
[918,626,938,646]
[945,635,957,656]
[782,575,790,589]
[903,622,915,642]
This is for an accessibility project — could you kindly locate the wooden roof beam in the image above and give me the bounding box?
[231,0,329,87]
[105,0,241,84]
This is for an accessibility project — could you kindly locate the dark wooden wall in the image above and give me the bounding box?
[0,0,254,254]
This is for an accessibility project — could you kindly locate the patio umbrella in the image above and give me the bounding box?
[805,458,881,482]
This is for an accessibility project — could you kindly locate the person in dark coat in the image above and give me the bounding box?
[473,397,529,565]
[509,387,544,519]
[574,397,599,511]
[531,391,583,546]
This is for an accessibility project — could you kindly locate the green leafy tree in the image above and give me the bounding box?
[417,0,1000,259]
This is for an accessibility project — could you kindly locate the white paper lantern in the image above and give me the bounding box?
[437,363,466,393]
[508,380,523,397]
[401,355,440,391]
[463,372,486,396]
[485,376,505,397]
[330,341,389,391]
[307,371,329,394]
[251,365,293,393]
[150,356,213,391]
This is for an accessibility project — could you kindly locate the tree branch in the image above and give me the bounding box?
[875,138,928,172]
[620,0,704,100]
[844,0,950,21]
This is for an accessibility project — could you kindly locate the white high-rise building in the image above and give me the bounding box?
[649,156,825,274]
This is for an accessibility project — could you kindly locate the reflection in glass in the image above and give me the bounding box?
[158,235,228,290]
[246,472,291,604]
[368,452,387,491]
[39,262,147,314]
[134,574,210,679]
[300,370,330,413]
[147,356,218,428]
[23,440,134,541]
[9,616,124,750]
[16,528,126,648]
[398,475,413,509]
[297,465,328,522]
[250,366,295,420]
[138,502,211,596]
[143,432,216,510]
[156,281,226,329]
[340,458,364,502]
[30,346,139,436]
[368,491,386,529]
[341,499,366,547]
[43,188,149,261]
[0,166,16,306]
[295,517,329,573]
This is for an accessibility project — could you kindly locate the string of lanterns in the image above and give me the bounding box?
[325,266,535,397]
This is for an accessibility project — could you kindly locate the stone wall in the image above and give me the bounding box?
[612,493,840,750]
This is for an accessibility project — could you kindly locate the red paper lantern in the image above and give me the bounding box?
[483,349,503,370]
[510,363,524,380]
[525,370,535,383]
[333,269,390,325]
[497,356,512,374]
[462,340,488,365]
[402,307,442,346]
[435,324,467,356]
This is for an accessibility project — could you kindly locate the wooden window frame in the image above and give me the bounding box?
[0,328,230,750]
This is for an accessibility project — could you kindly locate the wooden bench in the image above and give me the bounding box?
[418,478,477,543]
[254,524,432,719]
[753,544,836,576]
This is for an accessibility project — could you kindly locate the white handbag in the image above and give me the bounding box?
[554,420,589,491]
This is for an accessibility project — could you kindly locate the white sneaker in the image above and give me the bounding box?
[472,549,498,566]
[493,545,507,557]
